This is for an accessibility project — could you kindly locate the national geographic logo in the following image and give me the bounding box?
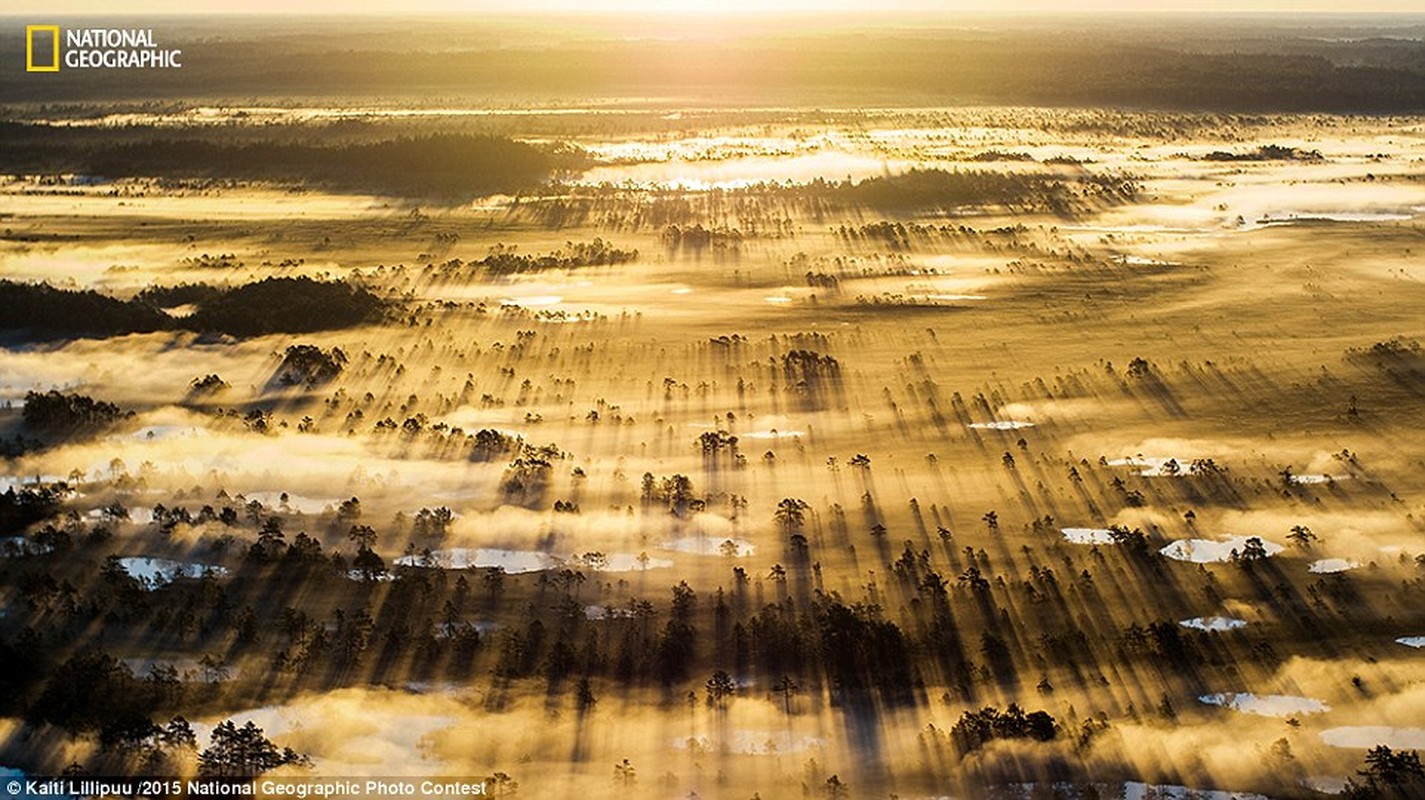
[24,25,58,72]
[25,25,183,71]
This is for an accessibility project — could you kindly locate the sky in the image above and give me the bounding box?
[8,0,1425,14]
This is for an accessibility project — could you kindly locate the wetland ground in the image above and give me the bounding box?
[2,11,1425,800]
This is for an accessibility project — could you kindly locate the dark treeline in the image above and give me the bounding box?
[0,277,387,339]
[2,34,1423,111]
[0,642,304,776]
[186,278,385,337]
[1202,144,1324,162]
[0,133,568,198]
[0,485,66,533]
[275,345,348,387]
[133,283,227,308]
[841,169,1137,215]
[21,391,131,434]
[0,281,170,338]
[520,169,1139,228]
[436,239,639,276]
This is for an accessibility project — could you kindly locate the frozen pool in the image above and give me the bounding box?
[1123,783,1267,800]
[1308,558,1361,574]
[394,548,671,574]
[395,548,561,573]
[0,537,53,556]
[118,557,229,589]
[1321,726,1425,750]
[1061,528,1118,545]
[0,475,69,492]
[1180,616,1248,632]
[1112,255,1182,267]
[345,569,396,582]
[1199,692,1329,717]
[1287,473,1347,485]
[584,605,637,620]
[1161,536,1283,563]
[1107,456,1198,477]
[577,552,674,572]
[433,621,500,638]
[661,536,756,557]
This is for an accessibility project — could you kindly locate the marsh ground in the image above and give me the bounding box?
[1,103,1424,799]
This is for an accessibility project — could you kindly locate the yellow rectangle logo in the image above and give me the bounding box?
[26,25,60,72]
